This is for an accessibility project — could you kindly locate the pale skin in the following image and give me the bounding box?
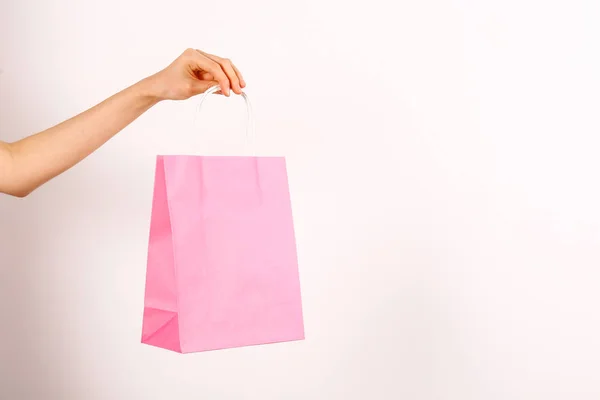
[0,48,246,198]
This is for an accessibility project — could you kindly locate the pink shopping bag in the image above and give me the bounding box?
[141,87,304,353]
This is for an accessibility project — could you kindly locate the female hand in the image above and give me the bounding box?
[147,48,247,100]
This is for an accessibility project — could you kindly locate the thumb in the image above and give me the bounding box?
[191,80,221,96]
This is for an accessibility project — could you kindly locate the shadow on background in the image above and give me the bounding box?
[0,204,79,399]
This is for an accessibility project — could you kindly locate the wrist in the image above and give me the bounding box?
[135,74,165,104]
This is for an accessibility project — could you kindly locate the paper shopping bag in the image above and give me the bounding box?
[141,88,304,353]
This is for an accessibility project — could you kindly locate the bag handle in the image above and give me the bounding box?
[195,85,256,152]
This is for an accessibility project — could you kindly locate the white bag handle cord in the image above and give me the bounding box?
[195,85,255,152]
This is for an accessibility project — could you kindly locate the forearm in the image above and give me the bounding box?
[1,77,159,197]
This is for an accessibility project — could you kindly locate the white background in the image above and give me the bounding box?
[1,0,600,399]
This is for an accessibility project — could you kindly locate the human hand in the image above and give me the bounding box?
[146,48,246,101]
[0,48,248,197]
